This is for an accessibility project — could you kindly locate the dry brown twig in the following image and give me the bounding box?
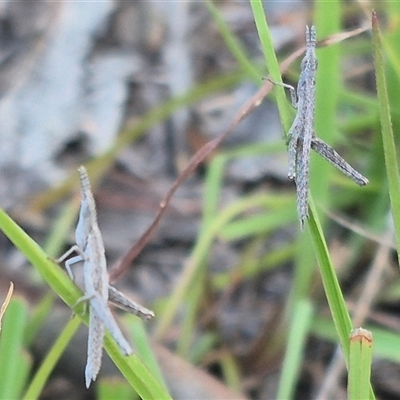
[104,24,370,279]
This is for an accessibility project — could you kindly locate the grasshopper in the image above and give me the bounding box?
[270,26,368,229]
[58,166,154,388]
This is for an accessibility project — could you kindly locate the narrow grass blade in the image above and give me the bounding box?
[24,293,55,347]
[308,197,353,360]
[0,207,171,399]
[308,199,376,399]
[372,11,400,264]
[206,1,260,82]
[212,243,295,290]
[98,377,135,400]
[0,207,82,306]
[348,328,373,400]
[220,352,242,394]
[277,300,314,399]
[154,193,292,339]
[203,142,283,225]
[312,2,341,207]
[103,338,171,400]
[0,282,13,332]
[0,298,30,399]
[219,208,297,240]
[306,210,354,400]
[23,316,81,400]
[249,0,292,132]
[177,279,204,356]
[129,317,166,387]
[312,317,400,365]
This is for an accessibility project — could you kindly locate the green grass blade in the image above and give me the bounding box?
[308,197,352,360]
[104,341,171,399]
[0,298,30,399]
[276,300,314,399]
[212,243,295,290]
[177,276,204,356]
[0,207,81,305]
[24,293,55,347]
[203,154,226,226]
[308,199,376,399]
[372,12,400,264]
[220,352,242,394]
[348,328,373,400]
[206,1,260,82]
[312,2,341,210]
[0,207,171,399]
[202,142,283,225]
[129,317,166,387]
[154,192,284,339]
[98,377,135,400]
[219,208,297,240]
[249,0,292,132]
[23,317,81,400]
[313,318,400,365]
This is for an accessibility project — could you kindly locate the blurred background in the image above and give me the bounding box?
[0,1,398,399]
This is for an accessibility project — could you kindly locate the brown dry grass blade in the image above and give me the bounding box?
[108,23,368,282]
[318,25,370,48]
[0,282,13,332]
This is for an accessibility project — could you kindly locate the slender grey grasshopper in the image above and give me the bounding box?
[57,166,154,388]
[269,26,368,230]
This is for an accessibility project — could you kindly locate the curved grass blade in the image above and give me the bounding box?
[277,300,314,399]
[308,198,375,399]
[0,298,30,399]
[0,207,171,399]
[23,317,81,400]
[250,0,292,132]
[372,11,400,265]
[206,1,260,82]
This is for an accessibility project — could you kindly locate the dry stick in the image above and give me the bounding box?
[108,82,277,282]
[0,282,13,331]
[108,25,370,278]
[108,59,300,283]
[58,166,153,388]
[322,206,396,249]
[318,24,370,47]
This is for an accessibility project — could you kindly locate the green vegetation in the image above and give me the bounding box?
[0,2,398,399]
